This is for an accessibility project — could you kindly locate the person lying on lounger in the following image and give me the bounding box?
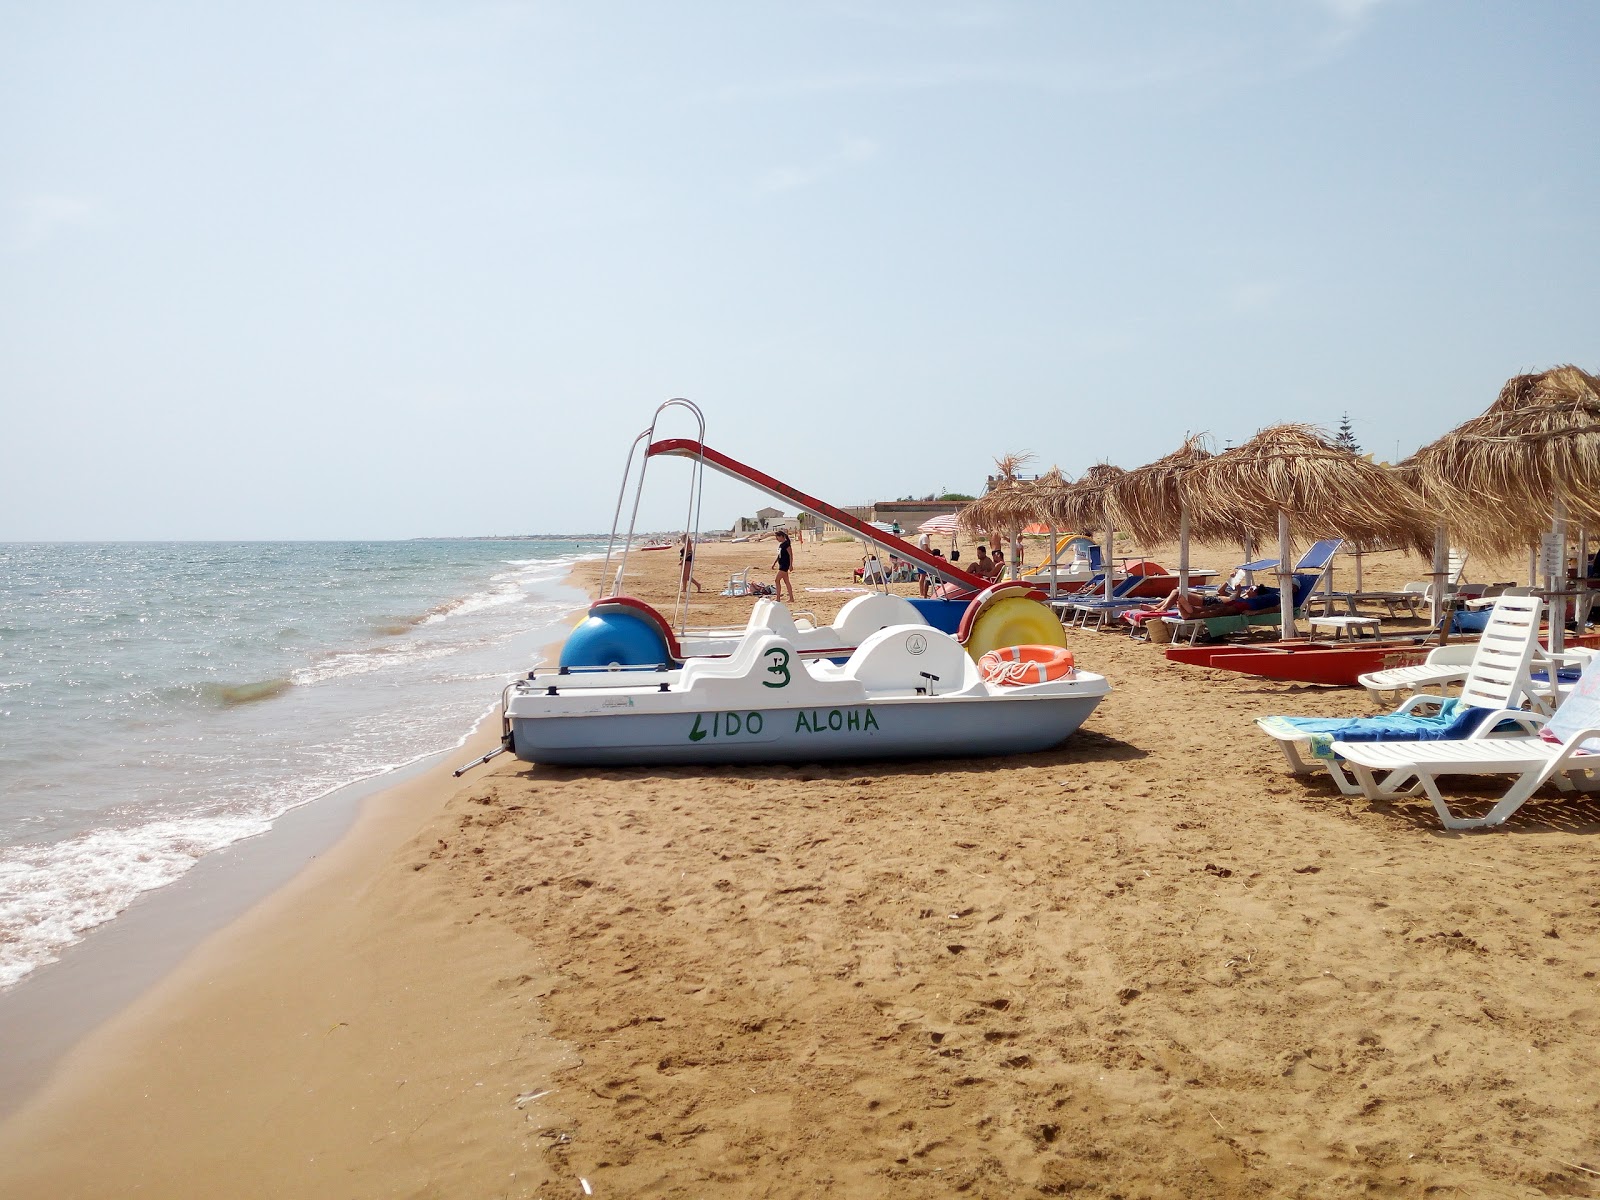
[1135,578,1280,621]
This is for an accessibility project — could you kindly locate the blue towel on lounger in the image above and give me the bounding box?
[1258,698,1490,762]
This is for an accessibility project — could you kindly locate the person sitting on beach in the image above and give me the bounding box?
[973,547,993,579]
[988,548,1007,582]
[855,554,886,584]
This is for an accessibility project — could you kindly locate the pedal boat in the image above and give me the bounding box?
[568,594,929,668]
[503,622,1109,766]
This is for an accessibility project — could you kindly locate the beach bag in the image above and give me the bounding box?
[1147,618,1173,645]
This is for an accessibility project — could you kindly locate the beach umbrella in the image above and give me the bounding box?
[1406,365,1600,548]
[918,513,961,535]
[1183,424,1433,638]
[1109,434,1220,595]
[1023,466,1076,586]
[959,452,1043,580]
[1403,364,1600,648]
[1388,455,1459,630]
[1044,462,1127,600]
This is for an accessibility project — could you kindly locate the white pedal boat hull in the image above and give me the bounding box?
[506,624,1109,766]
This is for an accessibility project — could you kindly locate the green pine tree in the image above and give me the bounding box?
[1334,413,1361,453]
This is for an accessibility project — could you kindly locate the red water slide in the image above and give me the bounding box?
[648,438,990,591]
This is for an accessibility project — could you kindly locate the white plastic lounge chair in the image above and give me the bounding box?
[1529,647,1598,713]
[1356,552,1470,618]
[1358,643,1480,706]
[1333,654,1600,829]
[1358,642,1592,712]
[1256,594,1545,795]
[720,568,752,597]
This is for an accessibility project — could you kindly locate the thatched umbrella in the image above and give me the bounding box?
[959,452,1042,580]
[1403,364,1600,646]
[1045,462,1127,600]
[1182,424,1433,638]
[1405,366,1600,550]
[1023,466,1077,587]
[1388,454,1460,629]
[1109,434,1220,594]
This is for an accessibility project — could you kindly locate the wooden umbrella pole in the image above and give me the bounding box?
[1551,498,1568,655]
[1177,508,1191,594]
[1104,526,1115,602]
[1430,524,1448,631]
[1278,510,1295,639]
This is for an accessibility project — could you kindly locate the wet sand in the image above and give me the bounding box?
[3,535,1599,1198]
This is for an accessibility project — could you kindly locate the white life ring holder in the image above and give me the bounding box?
[978,644,1076,687]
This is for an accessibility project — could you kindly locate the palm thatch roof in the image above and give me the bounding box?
[1403,365,1600,555]
[958,452,1050,537]
[1044,462,1126,534]
[1108,434,1215,544]
[1029,465,1072,521]
[1182,424,1434,554]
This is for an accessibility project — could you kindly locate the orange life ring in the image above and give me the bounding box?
[978,644,1076,686]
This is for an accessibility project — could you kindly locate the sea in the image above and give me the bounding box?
[0,539,601,991]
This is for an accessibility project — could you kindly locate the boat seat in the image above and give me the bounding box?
[840,625,980,695]
[746,599,804,640]
[830,594,926,647]
[678,631,788,687]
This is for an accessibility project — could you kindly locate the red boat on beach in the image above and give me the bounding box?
[1183,642,1434,686]
[1166,629,1600,686]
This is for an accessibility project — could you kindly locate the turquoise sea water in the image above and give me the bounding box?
[0,540,596,989]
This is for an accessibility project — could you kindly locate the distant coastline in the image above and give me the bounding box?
[415,533,669,542]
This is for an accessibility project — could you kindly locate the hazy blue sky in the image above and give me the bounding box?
[3,1,1595,538]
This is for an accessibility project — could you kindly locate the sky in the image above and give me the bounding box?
[2,1,1596,539]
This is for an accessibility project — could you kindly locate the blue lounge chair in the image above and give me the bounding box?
[1064,574,1157,629]
[1238,538,1343,578]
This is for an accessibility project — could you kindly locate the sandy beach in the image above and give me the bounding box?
[4,534,1600,1199]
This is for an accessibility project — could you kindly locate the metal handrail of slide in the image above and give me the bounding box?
[599,398,707,630]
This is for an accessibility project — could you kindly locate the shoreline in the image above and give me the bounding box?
[0,707,498,1119]
[0,708,576,1198]
[6,538,1600,1197]
[0,558,591,1121]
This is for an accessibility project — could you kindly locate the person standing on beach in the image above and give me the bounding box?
[772,529,795,602]
[679,534,703,593]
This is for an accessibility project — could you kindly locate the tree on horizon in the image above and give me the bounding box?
[1335,412,1361,453]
